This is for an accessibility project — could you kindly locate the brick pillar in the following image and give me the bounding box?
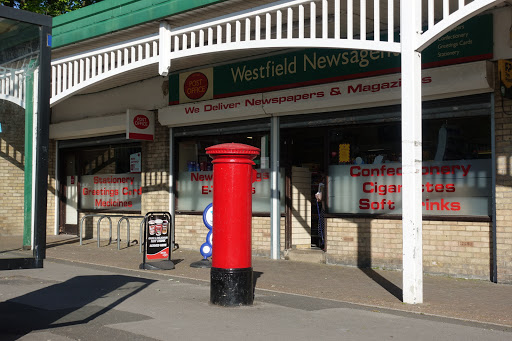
[141,119,169,213]
[494,63,512,283]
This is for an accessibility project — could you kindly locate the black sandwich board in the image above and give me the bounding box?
[139,212,175,270]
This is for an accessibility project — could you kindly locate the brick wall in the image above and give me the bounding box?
[252,216,286,256]
[175,213,285,256]
[46,140,56,235]
[495,76,512,283]
[424,221,492,279]
[174,214,205,250]
[0,101,25,236]
[326,218,402,269]
[325,218,492,280]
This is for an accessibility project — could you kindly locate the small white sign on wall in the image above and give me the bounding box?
[130,152,141,173]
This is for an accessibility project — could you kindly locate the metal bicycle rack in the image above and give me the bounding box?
[79,214,154,253]
[97,215,124,247]
[79,214,105,246]
[116,216,145,250]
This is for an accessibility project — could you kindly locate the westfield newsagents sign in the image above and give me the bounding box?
[169,14,492,105]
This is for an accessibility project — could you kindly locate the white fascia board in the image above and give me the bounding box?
[159,61,492,126]
[50,113,125,140]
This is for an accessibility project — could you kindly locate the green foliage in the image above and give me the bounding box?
[0,0,103,16]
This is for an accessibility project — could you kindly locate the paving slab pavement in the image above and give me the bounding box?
[1,259,511,341]
[1,234,512,339]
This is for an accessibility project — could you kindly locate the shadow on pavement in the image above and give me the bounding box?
[356,219,403,302]
[0,274,156,340]
[45,236,81,249]
[360,268,403,301]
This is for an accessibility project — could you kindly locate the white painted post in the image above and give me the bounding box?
[245,19,251,42]
[169,127,176,250]
[287,8,293,39]
[265,13,271,40]
[255,16,261,41]
[277,10,282,39]
[51,66,56,97]
[209,27,214,45]
[235,21,241,42]
[57,65,62,94]
[199,29,205,46]
[373,0,380,41]
[310,2,316,39]
[400,0,423,304]
[360,0,366,40]
[334,0,340,40]
[322,0,328,39]
[159,22,171,76]
[299,5,304,39]
[387,0,394,42]
[270,116,280,260]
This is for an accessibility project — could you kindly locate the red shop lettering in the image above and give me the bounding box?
[359,198,396,210]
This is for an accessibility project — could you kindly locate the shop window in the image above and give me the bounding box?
[176,133,284,213]
[328,116,492,217]
[77,144,142,212]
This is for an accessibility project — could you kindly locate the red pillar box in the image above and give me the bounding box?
[206,143,260,306]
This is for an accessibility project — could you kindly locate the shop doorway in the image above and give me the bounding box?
[281,127,326,250]
[58,151,78,235]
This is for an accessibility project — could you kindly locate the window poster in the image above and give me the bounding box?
[80,173,142,210]
[176,169,285,212]
[328,160,491,216]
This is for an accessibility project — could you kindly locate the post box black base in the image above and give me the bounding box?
[210,267,253,306]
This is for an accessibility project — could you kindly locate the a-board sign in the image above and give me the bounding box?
[146,213,170,259]
[140,212,174,270]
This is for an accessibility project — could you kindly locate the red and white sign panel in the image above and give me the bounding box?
[126,109,154,141]
[178,68,214,104]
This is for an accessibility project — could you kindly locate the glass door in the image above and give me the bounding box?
[281,127,327,250]
[59,151,78,235]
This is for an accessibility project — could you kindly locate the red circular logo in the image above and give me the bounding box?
[184,72,208,100]
[133,115,150,129]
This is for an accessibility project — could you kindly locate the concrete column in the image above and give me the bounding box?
[270,116,280,260]
[400,1,423,304]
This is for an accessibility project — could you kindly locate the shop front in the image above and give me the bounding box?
[57,136,143,236]
[158,13,497,279]
[51,108,159,241]
[46,1,512,284]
